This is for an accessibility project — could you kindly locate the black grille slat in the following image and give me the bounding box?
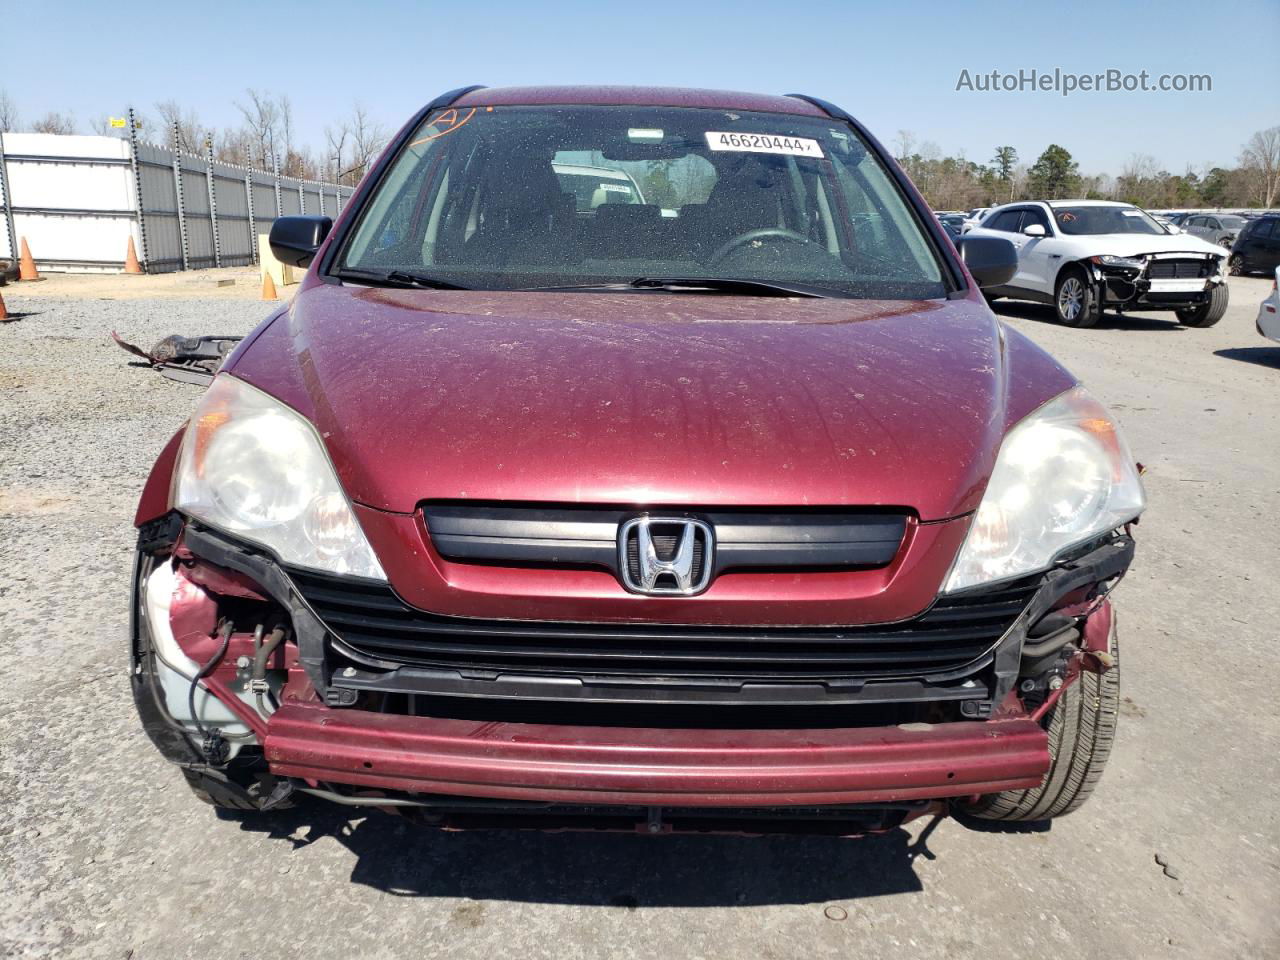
[289,568,1035,682]
[313,608,1010,646]
[422,504,908,575]
[1147,259,1211,279]
[329,636,997,675]
[914,600,1029,623]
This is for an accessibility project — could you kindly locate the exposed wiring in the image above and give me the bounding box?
[138,569,254,743]
[188,621,233,761]
[251,624,286,716]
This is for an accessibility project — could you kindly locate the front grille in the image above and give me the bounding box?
[287,567,1039,684]
[1147,258,1212,279]
[422,504,909,577]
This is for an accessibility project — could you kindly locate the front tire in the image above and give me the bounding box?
[1177,283,1229,328]
[958,618,1119,822]
[1054,267,1102,328]
[1228,254,1246,277]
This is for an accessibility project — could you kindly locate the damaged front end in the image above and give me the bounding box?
[130,514,295,809]
[1088,251,1225,311]
[130,507,1133,832]
[113,332,243,386]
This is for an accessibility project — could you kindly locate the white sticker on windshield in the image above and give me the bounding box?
[598,183,631,194]
[705,131,824,158]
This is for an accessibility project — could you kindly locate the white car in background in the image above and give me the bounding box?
[1258,268,1280,343]
[967,200,1229,328]
[961,207,990,233]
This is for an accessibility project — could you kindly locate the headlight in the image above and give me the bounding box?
[174,375,386,580]
[1090,255,1145,270]
[944,385,1145,593]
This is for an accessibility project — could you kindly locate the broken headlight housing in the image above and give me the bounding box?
[173,374,386,580]
[944,385,1145,593]
[1090,254,1145,272]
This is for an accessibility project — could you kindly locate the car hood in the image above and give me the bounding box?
[1070,233,1227,258]
[228,282,1076,520]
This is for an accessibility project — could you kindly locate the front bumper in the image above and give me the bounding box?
[263,701,1049,806]
[1092,254,1224,310]
[132,516,1130,812]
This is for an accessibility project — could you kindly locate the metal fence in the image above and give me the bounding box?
[0,110,354,273]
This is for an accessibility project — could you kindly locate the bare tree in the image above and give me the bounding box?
[155,99,212,153]
[278,95,295,161]
[32,111,77,135]
[276,95,315,177]
[346,103,388,186]
[1117,153,1160,205]
[0,90,18,132]
[215,126,255,167]
[894,129,915,164]
[234,88,282,169]
[1240,126,1280,208]
[324,122,350,184]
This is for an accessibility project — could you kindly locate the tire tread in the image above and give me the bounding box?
[960,616,1119,822]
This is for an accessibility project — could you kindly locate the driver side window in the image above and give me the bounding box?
[1022,207,1051,232]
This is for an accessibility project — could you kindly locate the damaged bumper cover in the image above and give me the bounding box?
[112,332,243,385]
[1088,252,1225,309]
[131,514,1132,810]
[262,700,1051,806]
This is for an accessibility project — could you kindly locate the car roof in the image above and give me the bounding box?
[451,85,828,117]
[1045,200,1135,208]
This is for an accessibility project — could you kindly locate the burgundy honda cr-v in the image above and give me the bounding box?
[129,86,1144,833]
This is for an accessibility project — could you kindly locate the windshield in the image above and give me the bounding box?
[336,105,947,299]
[1218,215,1245,229]
[1052,205,1166,236]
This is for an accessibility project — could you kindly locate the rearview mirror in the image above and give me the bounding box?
[957,235,1018,288]
[269,215,333,268]
[1022,223,1046,238]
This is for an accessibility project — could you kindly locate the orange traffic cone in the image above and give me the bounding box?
[0,288,8,321]
[18,237,39,281]
[124,236,143,275]
[261,271,278,301]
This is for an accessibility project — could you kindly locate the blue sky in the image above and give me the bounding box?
[13,0,1278,174]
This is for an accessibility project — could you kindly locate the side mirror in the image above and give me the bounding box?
[268,215,333,268]
[957,235,1019,288]
[1022,223,1046,238]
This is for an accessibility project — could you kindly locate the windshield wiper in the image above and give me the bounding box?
[628,277,831,297]
[334,268,469,291]
[520,277,836,297]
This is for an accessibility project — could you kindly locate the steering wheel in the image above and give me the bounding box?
[709,227,813,266]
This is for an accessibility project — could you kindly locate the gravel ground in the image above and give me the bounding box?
[1,276,1277,959]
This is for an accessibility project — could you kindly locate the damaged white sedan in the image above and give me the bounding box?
[969,200,1228,328]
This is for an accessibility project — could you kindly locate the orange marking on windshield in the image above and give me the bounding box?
[409,107,478,146]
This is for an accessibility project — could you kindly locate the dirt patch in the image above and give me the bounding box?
[0,488,78,516]
[4,267,296,302]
